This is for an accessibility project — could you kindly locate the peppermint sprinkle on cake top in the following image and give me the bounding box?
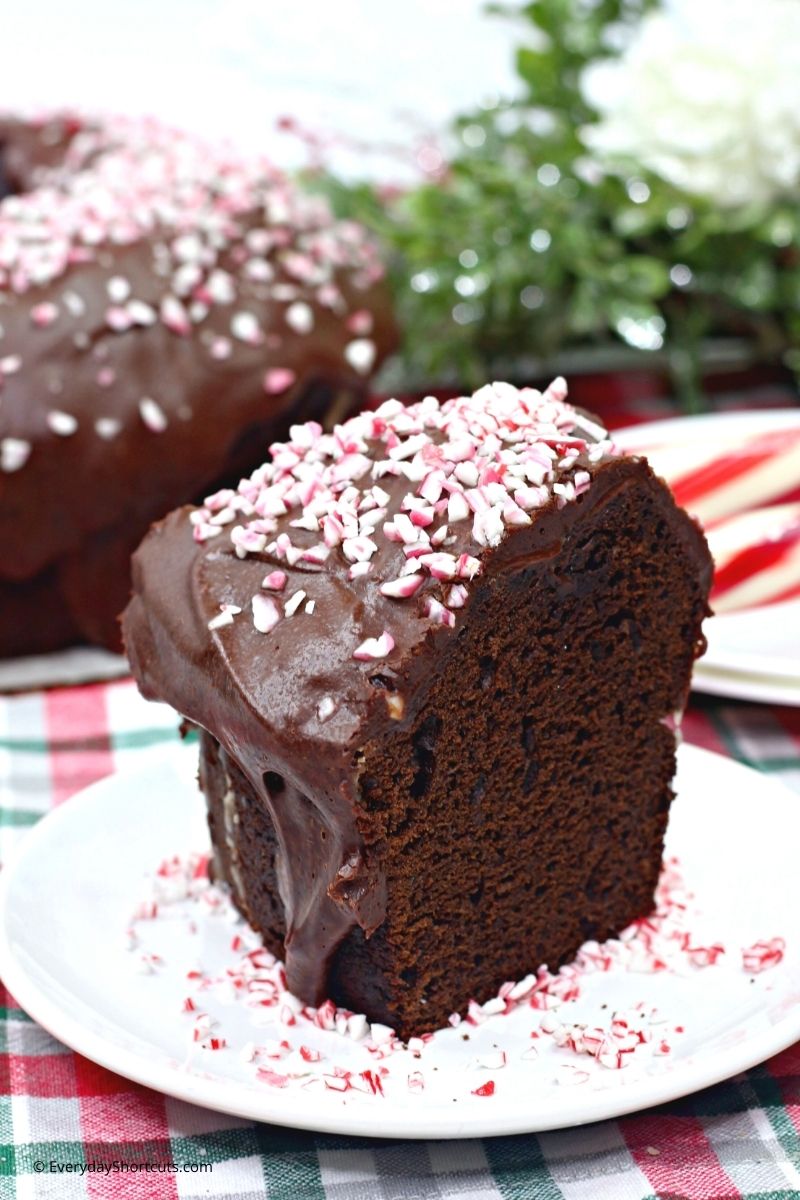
[190,378,615,649]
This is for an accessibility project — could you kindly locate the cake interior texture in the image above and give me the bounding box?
[199,473,708,1038]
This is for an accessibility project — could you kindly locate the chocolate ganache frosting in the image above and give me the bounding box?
[123,380,712,1005]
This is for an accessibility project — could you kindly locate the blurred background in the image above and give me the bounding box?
[9,0,800,418]
[6,0,519,180]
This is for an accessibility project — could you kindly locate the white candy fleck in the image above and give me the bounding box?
[0,437,31,472]
[172,232,205,263]
[353,632,395,660]
[284,590,307,617]
[139,397,168,432]
[62,291,86,317]
[231,311,262,344]
[344,338,376,374]
[96,417,122,440]
[128,300,157,326]
[252,594,281,633]
[208,604,242,631]
[285,301,314,335]
[107,276,131,302]
[206,270,235,305]
[47,410,78,436]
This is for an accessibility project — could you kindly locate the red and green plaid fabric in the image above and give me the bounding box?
[0,678,798,1200]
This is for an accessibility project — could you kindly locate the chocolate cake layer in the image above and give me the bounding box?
[0,114,394,655]
[123,380,712,1037]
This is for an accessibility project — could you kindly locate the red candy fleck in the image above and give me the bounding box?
[263,368,297,394]
[257,1068,290,1088]
[360,1069,384,1096]
[353,632,395,660]
[742,937,785,974]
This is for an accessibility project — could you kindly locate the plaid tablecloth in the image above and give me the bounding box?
[0,678,798,1200]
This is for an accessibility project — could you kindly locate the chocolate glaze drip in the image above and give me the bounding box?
[123,449,712,1004]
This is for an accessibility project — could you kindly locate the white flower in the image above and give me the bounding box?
[581,0,800,208]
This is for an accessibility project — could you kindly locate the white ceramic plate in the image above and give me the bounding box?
[614,411,800,706]
[686,657,800,706]
[0,742,797,1138]
[0,647,129,694]
[692,604,800,705]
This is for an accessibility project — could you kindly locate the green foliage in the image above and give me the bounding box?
[310,0,800,404]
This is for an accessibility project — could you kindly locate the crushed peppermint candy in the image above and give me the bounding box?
[128,850,786,1102]
[285,301,314,335]
[95,417,122,440]
[252,594,281,634]
[353,632,395,660]
[208,604,242,631]
[263,368,296,394]
[1,437,31,472]
[139,397,168,433]
[46,410,79,436]
[191,380,614,660]
[284,589,307,617]
[742,937,785,974]
[107,276,131,303]
[344,338,377,374]
[262,570,287,591]
[231,311,263,344]
[30,301,59,327]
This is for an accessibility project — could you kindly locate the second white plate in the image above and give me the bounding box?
[615,411,800,705]
[0,647,129,693]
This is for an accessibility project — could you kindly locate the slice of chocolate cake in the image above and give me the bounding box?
[123,379,712,1039]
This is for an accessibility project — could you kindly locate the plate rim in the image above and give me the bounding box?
[612,407,800,450]
[615,409,800,703]
[692,661,800,706]
[0,742,798,1140]
[0,646,129,694]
